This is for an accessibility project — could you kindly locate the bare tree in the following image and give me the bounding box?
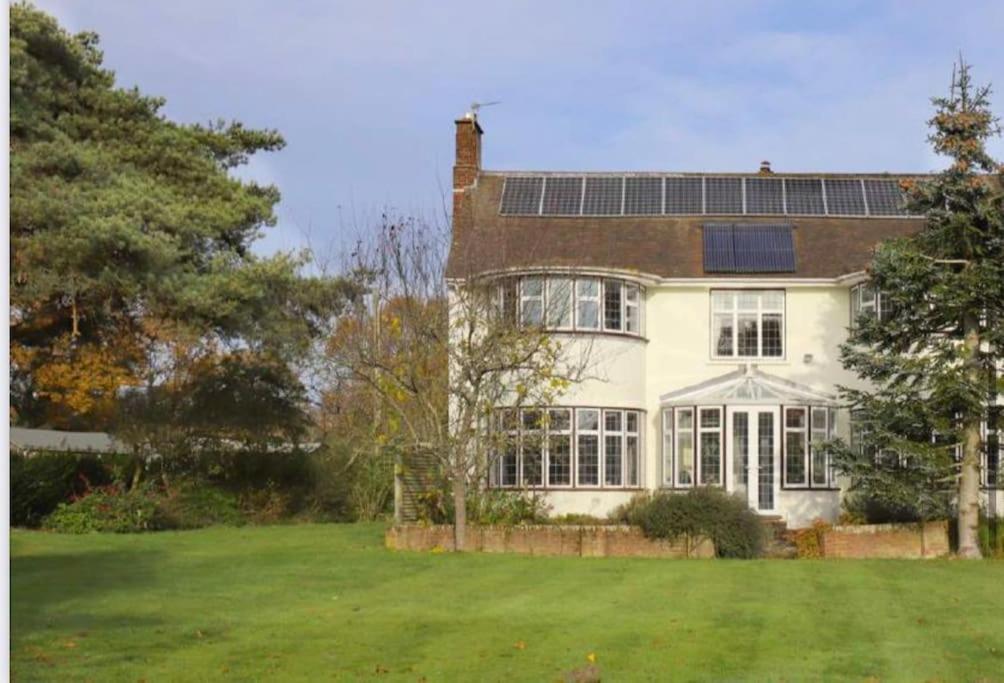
[327,215,592,549]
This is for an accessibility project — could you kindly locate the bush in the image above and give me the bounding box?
[979,514,1004,558]
[792,519,832,558]
[155,485,244,529]
[467,489,550,525]
[549,513,610,526]
[10,451,116,527]
[44,485,161,534]
[841,493,924,524]
[608,492,653,525]
[631,487,765,559]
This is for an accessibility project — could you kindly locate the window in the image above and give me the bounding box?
[498,275,644,336]
[699,408,723,485]
[711,290,784,358]
[547,278,573,329]
[850,284,887,327]
[522,409,544,486]
[810,407,831,487]
[577,409,600,486]
[625,285,641,334]
[604,410,623,485]
[576,279,601,330]
[982,420,1001,489]
[547,408,572,486]
[675,408,695,487]
[492,407,643,489]
[661,409,674,486]
[784,407,808,487]
[604,280,622,331]
[520,277,544,327]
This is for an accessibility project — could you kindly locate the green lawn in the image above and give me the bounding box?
[10,524,1004,682]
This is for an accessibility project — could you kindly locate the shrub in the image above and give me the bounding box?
[466,489,550,525]
[549,513,610,526]
[155,485,244,529]
[841,492,925,524]
[10,451,116,527]
[979,514,1004,558]
[44,485,160,534]
[608,492,653,525]
[792,519,832,558]
[631,487,765,559]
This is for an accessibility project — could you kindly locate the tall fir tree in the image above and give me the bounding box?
[831,58,1004,558]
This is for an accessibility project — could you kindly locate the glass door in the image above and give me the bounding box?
[727,407,779,513]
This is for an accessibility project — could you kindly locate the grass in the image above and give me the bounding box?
[11,523,1004,682]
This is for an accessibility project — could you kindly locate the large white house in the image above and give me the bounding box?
[446,114,1002,528]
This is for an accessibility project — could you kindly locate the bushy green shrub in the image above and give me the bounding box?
[841,492,925,524]
[10,451,116,527]
[631,487,765,558]
[549,513,610,526]
[155,485,244,529]
[979,515,1004,558]
[467,489,550,525]
[44,485,161,533]
[608,492,653,525]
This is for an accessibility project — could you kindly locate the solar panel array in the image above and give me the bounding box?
[703,223,796,273]
[499,175,913,217]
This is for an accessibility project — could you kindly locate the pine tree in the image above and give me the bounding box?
[831,58,1004,557]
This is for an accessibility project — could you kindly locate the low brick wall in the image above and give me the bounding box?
[822,521,949,559]
[386,524,715,558]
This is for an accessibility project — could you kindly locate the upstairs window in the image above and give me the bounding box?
[711,290,784,359]
[498,275,644,337]
[850,284,885,328]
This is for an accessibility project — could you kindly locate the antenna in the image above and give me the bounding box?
[468,100,501,118]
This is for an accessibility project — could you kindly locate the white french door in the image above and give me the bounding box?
[726,406,780,514]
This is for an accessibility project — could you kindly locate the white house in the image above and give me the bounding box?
[446,114,1002,528]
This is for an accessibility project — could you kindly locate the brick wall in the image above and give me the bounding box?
[386,524,715,558]
[822,521,949,559]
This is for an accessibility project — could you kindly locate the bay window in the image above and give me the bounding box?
[492,406,644,489]
[497,275,643,336]
[783,407,808,487]
[675,408,695,487]
[711,290,784,359]
[698,407,723,485]
[784,406,835,488]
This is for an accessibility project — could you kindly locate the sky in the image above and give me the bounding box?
[33,1,1004,257]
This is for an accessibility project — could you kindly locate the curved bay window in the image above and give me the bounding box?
[491,407,643,489]
[495,274,644,337]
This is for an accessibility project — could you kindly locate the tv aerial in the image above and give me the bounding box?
[468,100,501,118]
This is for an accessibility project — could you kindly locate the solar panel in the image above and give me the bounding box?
[703,224,736,272]
[863,179,908,216]
[745,177,784,214]
[624,177,662,215]
[732,224,796,272]
[541,177,583,215]
[665,177,703,214]
[499,177,543,215]
[824,179,866,215]
[784,178,825,215]
[703,223,795,273]
[705,177,743,214]
[582,176,623,215]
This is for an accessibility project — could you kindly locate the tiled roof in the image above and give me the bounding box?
[446,172,925,280]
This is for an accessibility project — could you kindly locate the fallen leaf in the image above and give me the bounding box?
[586,652,597,663]
[63,640,78,649]
[514,640,527,650]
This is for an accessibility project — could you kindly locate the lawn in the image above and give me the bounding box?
[10,523,1004,682]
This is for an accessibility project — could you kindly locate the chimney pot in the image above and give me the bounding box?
[759,160,773,174]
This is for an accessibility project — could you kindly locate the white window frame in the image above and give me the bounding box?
[710,289,785,360]
[661,408,674,487]
[575,278,601,330]
[520,277,544,327]
[603,409,624,486]
[625,411,641,487]
[603,280,623,332]
[809,407,832,488]
[675,407,695,488]
[697,406,724,486]
[783,407,809,488]
[850,284,881,328]
[546,408,573,488]
[494,409,519,488]
[576,408,601,487]
[624,283,641,334]
[546,277,574,330]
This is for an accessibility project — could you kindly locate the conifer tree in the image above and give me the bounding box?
[831,59,1004,558]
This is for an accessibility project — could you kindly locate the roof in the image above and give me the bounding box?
[659,365,837,406]
[446,172,926,280]
[10,427,127,454]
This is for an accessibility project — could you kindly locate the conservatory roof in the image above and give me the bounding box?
[659,365,837,406]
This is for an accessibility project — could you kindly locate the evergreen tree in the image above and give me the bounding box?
[9,4,349,428]
[830,59,1004,558]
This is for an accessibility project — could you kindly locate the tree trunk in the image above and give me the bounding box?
[452,474,467,552]
[958,315,983,558]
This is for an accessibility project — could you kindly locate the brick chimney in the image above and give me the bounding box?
[453,113,483,229]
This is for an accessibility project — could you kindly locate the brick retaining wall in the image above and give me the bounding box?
[386,524,715,558]
[822,521,949,559]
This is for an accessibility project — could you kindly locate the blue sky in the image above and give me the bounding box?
[35,1,1004,256]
